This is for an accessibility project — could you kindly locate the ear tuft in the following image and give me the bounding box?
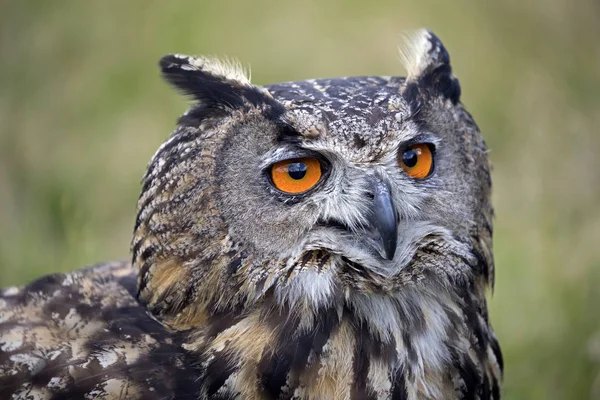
[161,54,252,87]
[160,54,252,110]
[160,54,278,124]
[399,29,449,81]
[399,29,461,103]
[160,54,251,87]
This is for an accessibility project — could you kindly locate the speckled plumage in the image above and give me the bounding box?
[1,30,502,399]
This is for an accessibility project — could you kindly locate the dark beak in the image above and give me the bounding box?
[369,178,398,260]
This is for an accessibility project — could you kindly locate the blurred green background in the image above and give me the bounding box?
[1,1,599,398]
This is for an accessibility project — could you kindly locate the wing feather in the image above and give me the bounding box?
[0,262,200,399]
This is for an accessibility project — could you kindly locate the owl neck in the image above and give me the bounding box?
[134,236,501,397]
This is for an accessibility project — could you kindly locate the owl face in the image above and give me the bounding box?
[134,31,493,320]
[214,81,488,281]
[217,83,430,274]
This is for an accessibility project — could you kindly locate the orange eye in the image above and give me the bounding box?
[399,144,434,179]
[270,158,322,194]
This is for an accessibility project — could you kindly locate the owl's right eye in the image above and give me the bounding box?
[270,158,322,194]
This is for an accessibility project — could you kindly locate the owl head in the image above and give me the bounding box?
[131,30,493,331]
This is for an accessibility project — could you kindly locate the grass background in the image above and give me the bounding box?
[1,1,599,398]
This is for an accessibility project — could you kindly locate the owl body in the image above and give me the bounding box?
[0,263,203,399]
[0,30,502,399]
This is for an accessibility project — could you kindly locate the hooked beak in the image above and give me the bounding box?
[369,178,398,260]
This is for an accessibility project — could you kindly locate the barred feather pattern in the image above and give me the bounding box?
[0,249,501,399]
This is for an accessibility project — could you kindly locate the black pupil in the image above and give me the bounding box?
[402,149,418,168]
[287,162,307,180]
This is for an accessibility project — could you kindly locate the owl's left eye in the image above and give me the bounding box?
[270,158,322,194]
[399,143,435,179]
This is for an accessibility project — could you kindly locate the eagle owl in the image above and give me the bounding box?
[0,30,502,399]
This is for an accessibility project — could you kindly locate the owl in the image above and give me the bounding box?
[0,30,502,399]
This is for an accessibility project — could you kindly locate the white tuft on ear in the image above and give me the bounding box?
[397,29,461,103]
[172,54,251,86]
[399,28,453,82]
[398,29,434,80]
